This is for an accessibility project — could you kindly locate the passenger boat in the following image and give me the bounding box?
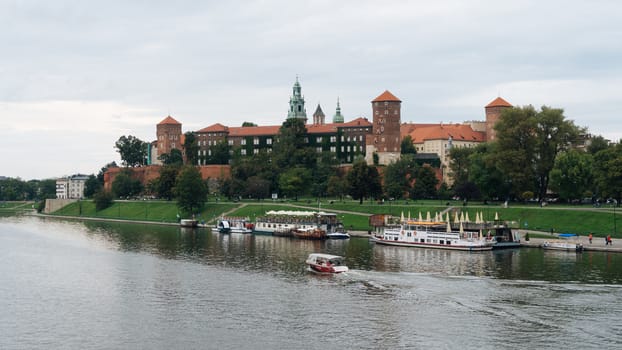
[326,232,350,239]
[370,219,493,251]
[305,253,349,273]
[180,219,198,228]
[292,227,327,240]
[253,210,346,236]
[217,217,253,234]
[542,234,583,252]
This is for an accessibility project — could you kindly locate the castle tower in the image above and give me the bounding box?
[287,77,307,122]
[312,104,325,125]
[366,90,401,165]
[485,97,512,141]
[333,98,344,123]
[156,115,182,163]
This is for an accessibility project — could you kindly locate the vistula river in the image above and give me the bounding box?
[1,215,621,349]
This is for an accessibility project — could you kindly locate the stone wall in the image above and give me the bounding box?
[44,198,77,214]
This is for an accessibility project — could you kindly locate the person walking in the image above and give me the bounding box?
[588,233,593,244]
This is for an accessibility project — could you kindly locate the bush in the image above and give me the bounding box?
[93,191,114,211]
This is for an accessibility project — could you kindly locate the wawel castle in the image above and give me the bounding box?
[149,78,512,183]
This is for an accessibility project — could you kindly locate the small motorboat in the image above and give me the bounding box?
[305,253,349,273]
[326,231,350,239]
[543,234,583,252]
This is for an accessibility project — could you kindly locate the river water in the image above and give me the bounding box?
[1,215,621,349]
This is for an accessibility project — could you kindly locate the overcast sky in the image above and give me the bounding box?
[2,0,621,180]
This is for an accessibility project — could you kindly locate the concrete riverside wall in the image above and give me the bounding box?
[44,199,77,214]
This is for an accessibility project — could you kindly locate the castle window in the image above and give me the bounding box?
[316,147,322,153]
[330,136,336,142]
[228,140,233,146]
[253,138,259,145]
[384,110,388,115]
[267,138,272,145]
[254,148,259,154]
[241,149,246,155]
[330,146,336,153]
[384,102,388,106]
[316,137,322,143]
[241,139,246,145]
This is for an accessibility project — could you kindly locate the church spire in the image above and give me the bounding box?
[287,76,307,122]
[313,103,325,125]
[333,97,344,123]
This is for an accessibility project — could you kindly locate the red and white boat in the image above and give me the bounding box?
[305,253,349,274]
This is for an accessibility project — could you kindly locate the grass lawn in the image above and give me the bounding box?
[48,198,620,238]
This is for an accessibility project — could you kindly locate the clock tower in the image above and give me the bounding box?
[366,90,401,165]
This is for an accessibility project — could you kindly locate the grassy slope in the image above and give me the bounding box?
[49,199,620,237]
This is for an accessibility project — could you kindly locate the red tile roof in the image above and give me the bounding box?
[402,123,485,143]
[228,125,281,137]
[158,115,181,125]
[339,117,372,127]
[197,123,229,133]
[485,97,512,108]
[372,90,401,103]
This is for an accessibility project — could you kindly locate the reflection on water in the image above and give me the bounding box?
[1,216,622,350]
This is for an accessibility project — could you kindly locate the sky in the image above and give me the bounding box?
[2,0,621,180]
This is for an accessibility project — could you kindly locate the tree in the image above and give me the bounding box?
[384,156,416,199]
[411,165,438,199]
[183,132,199,165]
[400,135,417,155]
[111,168,143,198]
[246,176,271,200]
[593,142,622,203]
[155,165,180,200]
[549,150,594,202]
[208,141,230,165]
[242,122,258,127]
[160,149,184,166]
[492,105,538,198]
[84,174,101,198]
[448,146,475,187]
[533,106,581,202]
[93,190,114,211]
[272,118,311,169]
[327,175,347,200]
[175,166,208,215]
[587,135,609,155]
[347,160,382,204]
[278,167,311,200]
[467,143,508,200]
[115,135,147,167]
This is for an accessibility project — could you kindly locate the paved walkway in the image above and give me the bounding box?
[523,233,622,252]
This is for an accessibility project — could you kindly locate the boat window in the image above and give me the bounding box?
[440,240,444,244]
[420,239,425,243]
[407,232,411,237]
[446,241,451,245]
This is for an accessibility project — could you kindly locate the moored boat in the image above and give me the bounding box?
[217,217,253,234]
[180,219,198,228]
[292,227,327,240]
[305,253,349,273]
[327,232,350,239]
[253,210,346,237]
[542,234,583,252]
[370,219,492,251]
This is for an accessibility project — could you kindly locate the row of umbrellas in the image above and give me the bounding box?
[400,210,500,223]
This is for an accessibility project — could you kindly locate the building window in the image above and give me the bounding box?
[254,148,259,154]
[267,138,272,145]
[316,147,322,153]
[316,137,322,143]
[241,149,246,155]
[241,139,246,145]
[330,136,336,143]
[384,110,388,115]
[253,138,259,145]
[330,146,336,153]
[228,140,234,146]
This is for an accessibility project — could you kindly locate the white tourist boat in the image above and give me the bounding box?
[305,253,349,274]
[253,210,346,236]
[370,219,493,251]
[217,217,253,234]
[542,234,583,252]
